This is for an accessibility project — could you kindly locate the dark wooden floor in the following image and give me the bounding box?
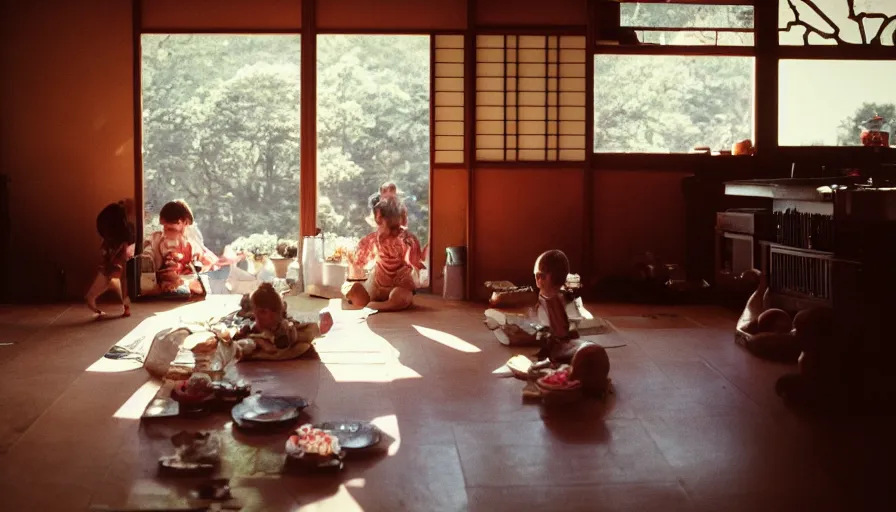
[0,296,892,511]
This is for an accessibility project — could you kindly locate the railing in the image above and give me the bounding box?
[768,244,833,306]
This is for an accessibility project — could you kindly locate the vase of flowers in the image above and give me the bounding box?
[321,237,359,288]
[230,232,278,278]
[271,239,298,279]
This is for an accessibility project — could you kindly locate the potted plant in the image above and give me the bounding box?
[271,238,298,279]
[230,232,278,277]
[322,236,359,288]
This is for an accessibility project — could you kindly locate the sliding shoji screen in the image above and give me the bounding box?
[476,34,587,162]
[433,35,466,165]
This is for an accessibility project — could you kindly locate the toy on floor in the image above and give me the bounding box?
[343,196,425,312]
[158,431,221,476]
[735,269,803,362]
[86,198,136,319]
[285,424,345,471]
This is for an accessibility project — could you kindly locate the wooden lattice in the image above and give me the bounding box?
[781,0,896,45]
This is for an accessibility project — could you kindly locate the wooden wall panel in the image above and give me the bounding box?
[471,168,584,301]
[1,0,135,300]
[142,0,302,31]
[592,170,691,279]
[431,167,469,294]
[317,0,466,30]
[476,0,587,27]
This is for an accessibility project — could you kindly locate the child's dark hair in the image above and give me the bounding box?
[96,202,134,245]
[537,250,569,287]
[159,200,194,225]
[251,283,284,312]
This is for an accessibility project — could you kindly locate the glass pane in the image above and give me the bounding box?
[594,55,755,153]
[779,60,896,146]
[317,35,430,286]
[779,0,896,46]
[633,29,754,46]
[141,34,301,294]
[621,3,754,29]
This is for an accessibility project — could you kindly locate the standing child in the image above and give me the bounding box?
[86,199,136,319]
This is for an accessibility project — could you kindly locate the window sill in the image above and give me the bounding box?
[590,152,758,172]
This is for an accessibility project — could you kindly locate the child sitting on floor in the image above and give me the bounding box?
[86,199,137,319]
[232,283,333,361]
[527,250,611,397]
[143,200,216,295]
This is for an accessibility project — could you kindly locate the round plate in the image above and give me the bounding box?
[231,394,309,430]
[313,421,382,452]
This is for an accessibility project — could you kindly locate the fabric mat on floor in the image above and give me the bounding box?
[97,295,330,373]
[606,313,700,330]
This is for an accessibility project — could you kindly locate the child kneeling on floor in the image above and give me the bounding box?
[525,250,611,398]
[231,283,334,361]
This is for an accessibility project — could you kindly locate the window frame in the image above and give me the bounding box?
[776,1,896,153]
[589,0,759,166]
[588,0,895,170]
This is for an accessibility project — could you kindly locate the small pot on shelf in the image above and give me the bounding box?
[270,257,293,279]
[322,260,348,288]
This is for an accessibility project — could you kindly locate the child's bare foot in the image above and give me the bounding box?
[122,305,131,318]
[87,299,106,320]
[319,308,334,335]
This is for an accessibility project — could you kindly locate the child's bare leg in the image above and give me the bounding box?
[342,281,371,309]
[736,269,768,334]
[368,287,413,312]
[109,278,131,317]
[86,272,110,318]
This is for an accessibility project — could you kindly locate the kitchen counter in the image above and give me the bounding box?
[724,177,860,201]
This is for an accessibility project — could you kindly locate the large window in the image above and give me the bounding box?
[316,35,431,262]
[777,1,896,147]
[779,60,896,146]
[141,34,301,253]
[593,2,755,154]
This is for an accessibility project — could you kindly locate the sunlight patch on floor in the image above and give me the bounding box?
[412,325,481,353]
[299,484,365,512]
[113,379,161,419]
[370,414,401,457]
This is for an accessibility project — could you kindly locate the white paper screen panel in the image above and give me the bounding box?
[475,35,587,162]
[434,35,465,165]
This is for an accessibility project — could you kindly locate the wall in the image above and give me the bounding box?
[592,170,691,281]
[0,0,135,301]
[431,168,469,294]
[471,167,585,300]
